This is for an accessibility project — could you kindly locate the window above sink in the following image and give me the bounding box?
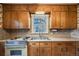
[31,13,49,34]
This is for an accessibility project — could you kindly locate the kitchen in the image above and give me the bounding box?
[0,3,79,56]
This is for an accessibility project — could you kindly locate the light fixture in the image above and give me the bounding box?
[35,11,45,14]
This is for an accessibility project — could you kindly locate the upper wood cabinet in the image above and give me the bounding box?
[3,11,30,29]
[50,5,77,30]
[3,4,28,11]
[51,12,61,29]
[68,11,77,29]
[60,12,70,29]
[3,11,11,29]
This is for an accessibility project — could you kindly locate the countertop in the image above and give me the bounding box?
[26,37,79,41]
[0,37,79,42]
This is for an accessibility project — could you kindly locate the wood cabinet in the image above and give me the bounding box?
[39,42,51,56]
[28,41,79,56]
[3,11,11,29]
[51,5,77,30]
[28,42,40,56]
[51,11,77,29]
[0,42,5,56]
[28,42,51,56]
[51,41,76,56]
[68,12,77,29]
[3,11,29,29]
[51,11,70,29]
[51,12,61,29]
[60,12,69,29]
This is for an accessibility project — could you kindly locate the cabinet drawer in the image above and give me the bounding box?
[28,42,39,47]
[40,42,51,47]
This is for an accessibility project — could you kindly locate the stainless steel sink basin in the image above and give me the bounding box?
[31,37,50,40]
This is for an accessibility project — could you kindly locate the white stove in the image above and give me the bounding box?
[5,40,27,56]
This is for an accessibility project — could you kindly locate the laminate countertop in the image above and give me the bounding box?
[0,37,79,42]
[27,37,79,41]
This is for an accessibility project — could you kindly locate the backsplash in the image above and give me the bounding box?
[0,4,78,40]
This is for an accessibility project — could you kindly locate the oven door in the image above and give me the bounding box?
[5,48,27,56]
[10,50,22,56]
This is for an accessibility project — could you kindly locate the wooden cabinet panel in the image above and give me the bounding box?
[51,42,65,56]
[51,12,61,29]
[60,12,70,29]
[68,12,77,29]
[68,5,77,11]
[51,41,76,56]
[3,11,29,29]
[3,11,11,29]
[28,42,51,56]
[39,47,51,56]
[76,41,79,56]
[28,46,39,56]
[39,42,51,47]
[39,42,51,56]
[0,42,5,56]
[51,11,77,29]
[18,12,29,29]
[10,11,19,29]
[28,42,39,56]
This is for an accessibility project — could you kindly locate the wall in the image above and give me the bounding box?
[0,4,78,40]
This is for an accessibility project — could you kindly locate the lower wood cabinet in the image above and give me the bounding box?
[28,41,77,56]
[28,42,51,56]
[39,42,51,56]
[28,42,39,56]
[76,41,79,56]
[0,42,5,56]
[52,41,76,56]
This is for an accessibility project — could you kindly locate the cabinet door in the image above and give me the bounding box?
[76,41,79,56]
[28,42,39,56]
[0,42,5,56]
[39,47,51,56]
[3,11,11,29]
[51,42,76,56]
[18,12,29,29]
[68,12,77,29]
[10,11,19,29]
[28,46,39,56]
[51,12,61,29]
[52,42,66,56]
[64,41,76,56]
[39,42,51,56]
[60,12,69,29]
